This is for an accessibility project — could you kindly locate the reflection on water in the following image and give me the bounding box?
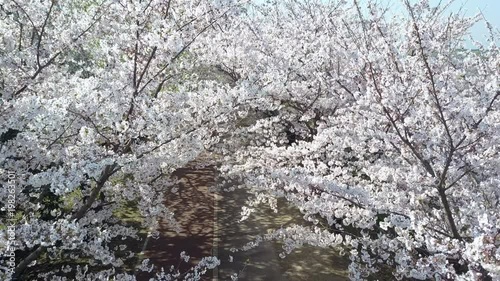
[137,158,350,281]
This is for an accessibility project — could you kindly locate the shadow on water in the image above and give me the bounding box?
[136,165,217,281]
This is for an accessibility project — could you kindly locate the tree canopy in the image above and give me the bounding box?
[1,0,499,280]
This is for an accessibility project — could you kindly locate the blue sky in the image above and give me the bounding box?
[441,0,499,45]
[254,0,499,46]
[386,0,499,46]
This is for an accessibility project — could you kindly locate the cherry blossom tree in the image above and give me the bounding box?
[0,0,246,279]
[1,0,499,280]
[203,0,500,280]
